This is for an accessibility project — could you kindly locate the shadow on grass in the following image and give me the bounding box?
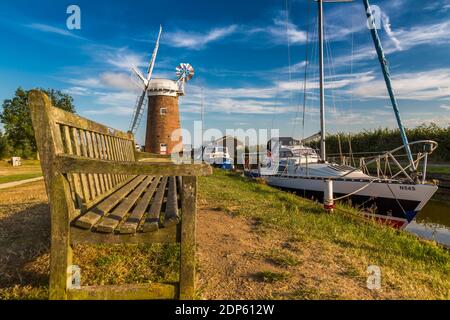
[0,203,50,289]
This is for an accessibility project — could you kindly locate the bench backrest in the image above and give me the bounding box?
[29,91,137,213]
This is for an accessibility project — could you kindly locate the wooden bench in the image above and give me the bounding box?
[28,90,211,300]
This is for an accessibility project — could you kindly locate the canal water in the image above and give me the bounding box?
[406,199,450,247]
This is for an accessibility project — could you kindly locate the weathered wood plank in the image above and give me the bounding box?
[135,151,172,160]
[67,283,178,300]
[99,134,113,190]
[28,90,74,300]
[96,176,153,233]
[62,125,83,211]
[72,127,91,204]
[74,176,145,229]
[164,177,179,227]
[179,176,197,300]
[120,176,161,234]
[105,135,118,186]
[52,106,134,140]
[85,131,102,197]
[70,224,180,244]
[91,132,107,194]
[79,130,97,200]
[143,177,168,232]
[57,154,213,176]
[79,177,134,217]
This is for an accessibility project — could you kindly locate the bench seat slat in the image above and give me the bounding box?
[120,176,162,234]
[164,177,179,227]
[74,175,145,229]
[143,177,168,232]
[95,176,154,233]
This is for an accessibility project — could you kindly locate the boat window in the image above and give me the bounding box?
[280,151,294,158]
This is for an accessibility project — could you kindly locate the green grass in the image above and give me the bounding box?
[427,165,450,175]
[0,172,42,184]
[0,159,40,167]
[264,249,301,267]
[255,271,290,283]
[199,170,450,299]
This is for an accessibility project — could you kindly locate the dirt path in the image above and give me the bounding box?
[196,205,378,300]
[0,177,44,190]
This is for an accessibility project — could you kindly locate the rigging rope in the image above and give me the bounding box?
[349,5,355,112]
[325,29,338,115]
[300,0,311,140]
[290,0,311,139]
[285,0,293,109]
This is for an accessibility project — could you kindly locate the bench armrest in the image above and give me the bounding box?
[57,155,212,176]
[134,151,172,161]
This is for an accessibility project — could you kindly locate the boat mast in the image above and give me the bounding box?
[318,0,326,162]
[363,0,415,170]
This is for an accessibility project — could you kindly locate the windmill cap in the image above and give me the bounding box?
[147,78,181,97]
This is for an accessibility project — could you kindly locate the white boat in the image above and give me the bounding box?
[199,145,234,170]
[246,0,439,229]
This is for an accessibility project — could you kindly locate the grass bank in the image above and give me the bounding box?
[428,165,450,175]
[199,170,450,299]
[0,172,42,184]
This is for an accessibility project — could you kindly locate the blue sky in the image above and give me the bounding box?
[0,0,449,144]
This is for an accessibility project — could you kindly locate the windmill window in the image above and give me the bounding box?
[160,108,167,115]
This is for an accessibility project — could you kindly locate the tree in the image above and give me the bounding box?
[0,88,76,158]
[0,130,12,159]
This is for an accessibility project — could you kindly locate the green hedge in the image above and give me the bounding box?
[313,123,450,162]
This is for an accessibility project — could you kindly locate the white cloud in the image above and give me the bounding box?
[277,71,376,92]
[165,25,238,49]
[424,1,450,12]
[272,18,307,44]
[381,12,402,51]
[100,72,137,91]
[28,23,84,39]
[352,68,450,101]
[106,50,146,70]
[84,106,133,116]
[333,20,450,67]
[403,112,450,127]
[248,17,307,45]
[68,77,102,88]
[83,91,137,116]
[63,87,93,96]
[392,21,450,51]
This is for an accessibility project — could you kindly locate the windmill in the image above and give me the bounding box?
[128,26,196,155]
[129,25,163,135]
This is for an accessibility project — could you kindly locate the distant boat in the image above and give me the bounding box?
[200,145,234,170]
[245,0,439,229]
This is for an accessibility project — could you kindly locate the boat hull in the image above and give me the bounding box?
[264,175,438,229]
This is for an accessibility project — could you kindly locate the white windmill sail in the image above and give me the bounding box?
[129,25,163,134]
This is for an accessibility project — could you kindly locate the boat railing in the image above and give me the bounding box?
[243,140,438,184]
[333,140,438,184]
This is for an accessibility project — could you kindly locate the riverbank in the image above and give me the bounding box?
[0,170,448,299]
[428,172,450,202]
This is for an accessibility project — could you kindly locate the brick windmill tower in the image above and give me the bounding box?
[129,26,194,155]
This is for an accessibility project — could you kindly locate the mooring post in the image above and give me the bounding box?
[324,179,334,213]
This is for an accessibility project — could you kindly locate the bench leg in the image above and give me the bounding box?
[48,175,74,300]
[179,176,197,300]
